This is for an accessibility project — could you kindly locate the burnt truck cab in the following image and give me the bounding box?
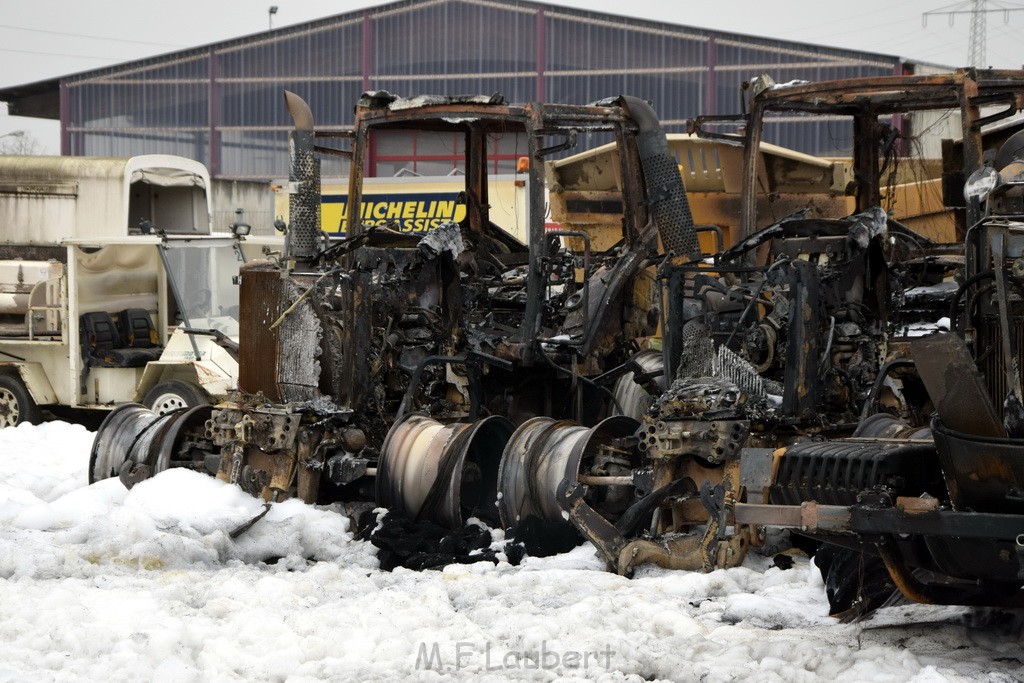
[261,92,668,396]
[236,91,678,443]
[708,70,1024,615]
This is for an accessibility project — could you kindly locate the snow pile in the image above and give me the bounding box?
[0,423,357,581]
[0,421,1022,681]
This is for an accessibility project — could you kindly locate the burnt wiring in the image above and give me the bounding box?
[537,344,625,417]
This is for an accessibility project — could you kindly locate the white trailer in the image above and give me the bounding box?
[0,154,278,426]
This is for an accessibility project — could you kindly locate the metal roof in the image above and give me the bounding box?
[0,0,907,121]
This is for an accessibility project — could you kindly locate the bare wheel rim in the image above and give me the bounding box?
[150,392,189,415]
[0,387,20,427]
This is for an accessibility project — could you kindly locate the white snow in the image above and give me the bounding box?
[1,421,1022,681]
[769,79,811,89]
[897,317,951,338]
[904,283,958,297]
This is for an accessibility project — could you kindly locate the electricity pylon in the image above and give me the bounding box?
[923,0,1024,66]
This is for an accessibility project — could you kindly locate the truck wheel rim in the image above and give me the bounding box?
[497,415,640,529]
[150,393,188,415]
[377,413,513,528]
[0,388,19,427]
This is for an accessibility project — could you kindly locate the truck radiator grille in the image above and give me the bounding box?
[769,439,942,507]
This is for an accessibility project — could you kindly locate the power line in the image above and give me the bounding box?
[758,6,931,49]
[764,5,967,64]
[984,21,1024,63]
[0,22,183,48]
[777,7,919,35]
[850,20,966,53]
[0,46,134,61]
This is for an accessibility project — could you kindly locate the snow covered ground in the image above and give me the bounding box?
[1,421,1022,682]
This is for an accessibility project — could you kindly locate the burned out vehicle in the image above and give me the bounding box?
[544,69,1024,615]
[89,90,695,545]
[90,68,1024,619]
[708,69,1024,616]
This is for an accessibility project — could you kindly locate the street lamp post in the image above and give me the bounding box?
[268,6,278,30]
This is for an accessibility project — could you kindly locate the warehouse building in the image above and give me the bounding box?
[1,0,907,183]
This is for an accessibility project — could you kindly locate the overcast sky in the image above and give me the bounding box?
[2,0,1022,153]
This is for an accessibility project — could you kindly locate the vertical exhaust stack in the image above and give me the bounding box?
[619,95,701,262]
[283,90,321,266]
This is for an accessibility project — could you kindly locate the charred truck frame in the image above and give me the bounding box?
[693,69,1024,615]
[92,69,1024,618]
[90,91,697,543]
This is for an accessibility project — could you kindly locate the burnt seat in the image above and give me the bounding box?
[80,311,162,369]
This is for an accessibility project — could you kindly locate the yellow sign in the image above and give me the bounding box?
[322,192,468,234]
[274,176,528,242]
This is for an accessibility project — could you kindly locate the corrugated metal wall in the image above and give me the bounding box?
[62,0,900,180]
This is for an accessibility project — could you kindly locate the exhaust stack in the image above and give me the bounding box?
[619,95,700,262]
[283,90,321,265]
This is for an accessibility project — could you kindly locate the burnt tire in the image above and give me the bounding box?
[88,403,143,484]
[815,544,896,619]
[0,374,42,428]
[143,380,210,415]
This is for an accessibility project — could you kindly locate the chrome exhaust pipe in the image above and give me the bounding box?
[619,95,699,261]
[283,90,321,265]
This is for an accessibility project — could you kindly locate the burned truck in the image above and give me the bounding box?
[90,69,1024,618]
[553,70,1024,613]
[89,90,694,539]
[681,69,1024,616]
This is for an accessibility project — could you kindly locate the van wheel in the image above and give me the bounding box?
[143,380,210,415]
[0,375,42,428]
